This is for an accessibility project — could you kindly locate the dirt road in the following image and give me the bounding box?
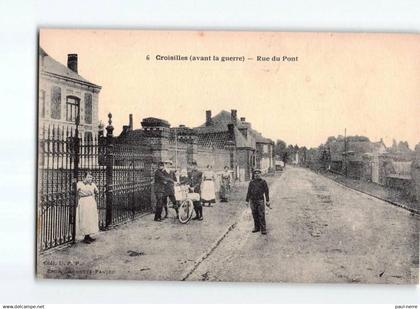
[187,167,419,284]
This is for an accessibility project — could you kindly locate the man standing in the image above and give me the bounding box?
[154,160,175,222]
[188,161,203,221]
[164,161,177,219]
[245,169,270,234]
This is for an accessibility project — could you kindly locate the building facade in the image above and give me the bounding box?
[38,48,101,140]
[116,109,274,182]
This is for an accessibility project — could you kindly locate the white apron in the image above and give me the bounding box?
[76,181,99,237]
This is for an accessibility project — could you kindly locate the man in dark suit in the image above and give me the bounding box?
[245,169,270,234]
[188,161,203,221]
[154,160,175,222]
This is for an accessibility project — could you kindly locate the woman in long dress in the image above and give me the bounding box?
[76,172,99,244]
[219,166,231,202]
[201,165,216,206]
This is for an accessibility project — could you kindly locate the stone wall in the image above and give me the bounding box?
[410,144,420,203]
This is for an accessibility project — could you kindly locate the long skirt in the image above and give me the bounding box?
[76,196,99,237]
[201,180,216,203]
[219,180,230,201]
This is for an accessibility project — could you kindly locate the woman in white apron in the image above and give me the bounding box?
[201,165,216,206]
[76,172,99,244]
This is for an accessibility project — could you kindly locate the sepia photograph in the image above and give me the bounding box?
[36,29,419,284]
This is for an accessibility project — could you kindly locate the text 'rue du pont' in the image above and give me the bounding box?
[257,56,299,62]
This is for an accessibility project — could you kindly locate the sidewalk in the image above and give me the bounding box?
[38,181,251,281]
[321,171,418,213]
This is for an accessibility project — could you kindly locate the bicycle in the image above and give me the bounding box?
[166,184,199,224]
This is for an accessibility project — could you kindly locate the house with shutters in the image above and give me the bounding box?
[38,47,101,141]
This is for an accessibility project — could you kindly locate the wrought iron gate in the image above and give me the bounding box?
[38,116,153,252]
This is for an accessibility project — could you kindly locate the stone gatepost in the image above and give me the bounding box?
[141,117,171,165]
[141,117,171,211]
[187,135,198,166]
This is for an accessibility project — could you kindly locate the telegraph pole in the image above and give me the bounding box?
[175,127,178,170]
[344,128,348,177]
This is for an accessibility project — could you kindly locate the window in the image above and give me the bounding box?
[39,90,45,118]
[263,144,268,154]
[84,93,92,124]
[84,131,93,142]
[50,86,61,119]
[66,96,80,122]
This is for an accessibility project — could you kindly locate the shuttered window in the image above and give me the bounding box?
[84,93,92,124]
[50,86,61,119]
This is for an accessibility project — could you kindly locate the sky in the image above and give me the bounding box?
[40,29,420,148]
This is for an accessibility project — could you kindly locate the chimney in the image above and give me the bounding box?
[227,123,235,140]
[205,110,212,126]
[231,109,237,123]
[240,117,246,122]
[121,125,130,136]
[67,54,78,73]
[129,114,133,130]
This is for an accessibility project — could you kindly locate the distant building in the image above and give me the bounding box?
[328,137,387,180]
[195,110,256,181]
[38,47,101,140]
[238,117,275,174]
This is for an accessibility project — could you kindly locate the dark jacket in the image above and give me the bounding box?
[154,168,175,195]
[179,175,190,185]
[246,178,269,202]
[188,169,203,193]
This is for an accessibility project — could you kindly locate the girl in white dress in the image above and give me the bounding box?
[201,165,216,206]
[76,172,99,243]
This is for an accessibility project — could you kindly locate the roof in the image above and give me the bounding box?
[195,110,255,149]
[249,127,273,144]
[197,131,231,148]
[195,110,233,134]
[196,110,275,148]
[39,47,101,89]
[234,127,252,148]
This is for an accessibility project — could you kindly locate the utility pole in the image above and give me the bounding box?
[344,128,348,177]
[175,127,178,170]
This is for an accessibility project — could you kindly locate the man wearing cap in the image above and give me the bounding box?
[245,169,270,234]
[154,160,175,222]
[188,161,203,220]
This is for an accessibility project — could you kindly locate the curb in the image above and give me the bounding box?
[318,172,419,216]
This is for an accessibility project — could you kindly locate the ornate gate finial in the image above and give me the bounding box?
[106,112,114,137]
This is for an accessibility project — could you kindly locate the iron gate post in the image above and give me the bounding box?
[105,113,114,228]
[71,115,80,243]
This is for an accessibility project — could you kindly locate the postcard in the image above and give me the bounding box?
[37,29,419,283]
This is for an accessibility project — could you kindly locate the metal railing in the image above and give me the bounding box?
[38,114,153,252]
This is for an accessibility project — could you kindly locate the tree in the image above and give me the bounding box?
[274,139,287,159]
[397,141,410,153]
[326,136,336,145]
[390,139,398,153]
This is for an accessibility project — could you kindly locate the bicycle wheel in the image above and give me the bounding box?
[178,199,194,224]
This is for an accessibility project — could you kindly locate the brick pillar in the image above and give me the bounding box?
[187,135,198,165]
[141,118,171,211]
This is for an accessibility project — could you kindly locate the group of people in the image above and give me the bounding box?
[153,160,233,222]
[73,161,271,245]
